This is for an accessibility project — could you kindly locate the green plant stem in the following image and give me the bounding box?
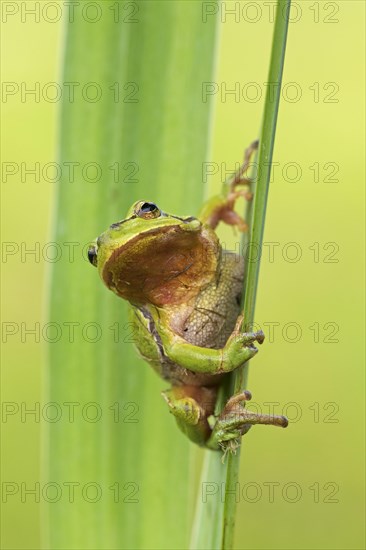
[45,3,218,549]
[222,1,291,548]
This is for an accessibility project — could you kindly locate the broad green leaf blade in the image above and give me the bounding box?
[190,451,227,550]
[45,2,218,549]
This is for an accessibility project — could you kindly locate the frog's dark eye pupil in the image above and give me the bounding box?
[136,201,161,219]
[141,202,157,213]
[88,247,97,267]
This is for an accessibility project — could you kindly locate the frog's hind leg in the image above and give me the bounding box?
[161,385,217,447]
[162,386,288,451]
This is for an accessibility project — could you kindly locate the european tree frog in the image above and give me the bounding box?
[88,141,288,451]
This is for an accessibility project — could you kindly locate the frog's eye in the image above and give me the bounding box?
[88,246,98,267]
[135,201,161,220]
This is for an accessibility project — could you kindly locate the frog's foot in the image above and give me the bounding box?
[200,140,259,231]
[215,189,252,232]
[220,314,265,371]
[161,385,217,447]
[230,314,265,344]
[207,390,288,453]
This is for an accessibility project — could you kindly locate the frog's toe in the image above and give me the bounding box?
[161,390,201,426]
[242,329,265,345]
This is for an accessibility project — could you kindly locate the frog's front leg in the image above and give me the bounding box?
[199,139,258,231]
[157,315,264,375]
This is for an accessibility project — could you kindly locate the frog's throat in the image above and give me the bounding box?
[101,224,220,307]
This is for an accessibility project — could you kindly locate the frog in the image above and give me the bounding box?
[88,140,288,451]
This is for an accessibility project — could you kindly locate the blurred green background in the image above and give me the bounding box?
[1,1,365,549]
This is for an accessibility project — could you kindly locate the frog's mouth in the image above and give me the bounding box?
[101,224,219,307]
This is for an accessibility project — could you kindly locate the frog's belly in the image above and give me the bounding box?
[167,364,226,387]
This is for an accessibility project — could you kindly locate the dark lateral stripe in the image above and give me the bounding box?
[170,215,197,223]
[137,306,172,380]
[110,214,136,229]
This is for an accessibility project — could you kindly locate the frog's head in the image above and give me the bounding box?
[88,200,220,307]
